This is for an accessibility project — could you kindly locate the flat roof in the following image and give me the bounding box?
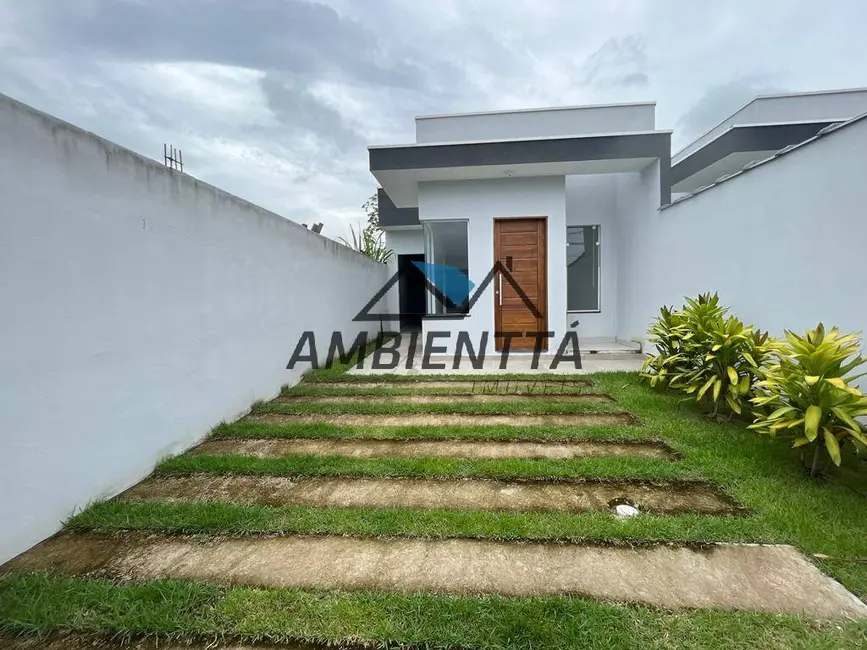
[664,111,867,209]
[671,120,837,189]
[369,128,673,150]
[415,101,657,121]
[672,86,867,158]
[371,129,673,214]
[753,86,867,100]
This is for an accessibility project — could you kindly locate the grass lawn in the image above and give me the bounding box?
[2,573,865,650]
[154,452,688,481]
[3,368,867,649]
[250,397,625,415]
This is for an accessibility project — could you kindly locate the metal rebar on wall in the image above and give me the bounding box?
[163,144,184,172]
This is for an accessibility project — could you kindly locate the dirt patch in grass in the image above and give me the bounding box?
[245,413,635,427]
[276,394,614,404]
[5,532,865,618]
[119,475,737,515]
[190,437,672,460]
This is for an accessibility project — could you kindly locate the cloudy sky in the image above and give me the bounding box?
[1,0,864,240]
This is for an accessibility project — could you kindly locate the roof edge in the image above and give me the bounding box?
[672,118,844,164]
[672,86,867,159]
[662,111,867,210]
[754,86,867,101]
[415,101,657,121]
[369,128,673,151]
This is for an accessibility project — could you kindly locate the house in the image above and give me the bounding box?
[368,88,867,356]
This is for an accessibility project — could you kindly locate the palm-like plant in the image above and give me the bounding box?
[642,294,774,416]
[641,305,691,388]
[642,295,726,385]
[749,324,867,476]
[340,224,393,263]
[672,316,773,416]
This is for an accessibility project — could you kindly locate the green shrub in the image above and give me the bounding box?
[642,293,772,416]
[749,324,867,476]
[642,294,727,388]
[672,316,773,416]
[641,305,691,388]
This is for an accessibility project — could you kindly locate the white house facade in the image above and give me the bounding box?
[369,102,670,355]
[368,88,867,357]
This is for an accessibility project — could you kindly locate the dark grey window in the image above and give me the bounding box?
[566,225,600,312]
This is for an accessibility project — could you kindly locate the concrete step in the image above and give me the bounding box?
[190,437,674,460]
[5,532,865,619]
[245,413,634,427]
[121,475,739,515]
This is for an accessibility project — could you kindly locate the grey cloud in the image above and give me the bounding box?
[13,0,424,89]
[259,72,362,153]
[3,0,865,242]
[619,72,649,88]
[677,75,788,143]
[581,35,649,88]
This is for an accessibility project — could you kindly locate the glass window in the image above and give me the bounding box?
[422,220,470,314]
[566,225,600,312]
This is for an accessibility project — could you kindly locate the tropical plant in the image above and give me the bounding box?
[749,324,867,476]
[681,292,728,336]
[339,193,394,263]
[641,293,774,416]
[671,315,774,417]
[339,224,393,263]
[641,305,691,388]
[642,294,727,387]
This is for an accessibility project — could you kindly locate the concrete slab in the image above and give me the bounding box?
[5,533,865,619]
[190,437,674,460]
[119,475,737,515]
[245,413,634,427]
[275,393,614,404]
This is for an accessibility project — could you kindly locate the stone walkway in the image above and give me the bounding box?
[2,374,866,647]
[6,532,866,619]
[118,475,738,514]
[190,437,675,460]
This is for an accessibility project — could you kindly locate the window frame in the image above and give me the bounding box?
[421,219,471,316]
[565,224,601,314]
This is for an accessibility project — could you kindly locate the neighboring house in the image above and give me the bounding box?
[671,87,867,195]
[367,88,867,355]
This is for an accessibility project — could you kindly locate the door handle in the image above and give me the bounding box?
[498,273,503,306]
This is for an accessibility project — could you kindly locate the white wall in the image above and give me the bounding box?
[614,162,662,347]
[619,117,867,357]
[676,89,867,161]
[417,177,566,355]
[383,228,424,320]
[416,104,656,144]
[0,94,388,562]
[565,175,619,339]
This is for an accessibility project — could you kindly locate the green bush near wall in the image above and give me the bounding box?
[641,293,774,416]
[641,295,867,477]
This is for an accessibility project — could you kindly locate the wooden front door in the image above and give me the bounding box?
[493,217,547,351]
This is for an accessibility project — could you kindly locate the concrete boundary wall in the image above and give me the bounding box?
[617,116,867,358]
[0,94,388,562]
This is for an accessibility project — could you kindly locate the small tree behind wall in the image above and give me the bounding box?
[340,193,393,263]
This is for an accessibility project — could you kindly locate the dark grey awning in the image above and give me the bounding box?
[370,130,672,223]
